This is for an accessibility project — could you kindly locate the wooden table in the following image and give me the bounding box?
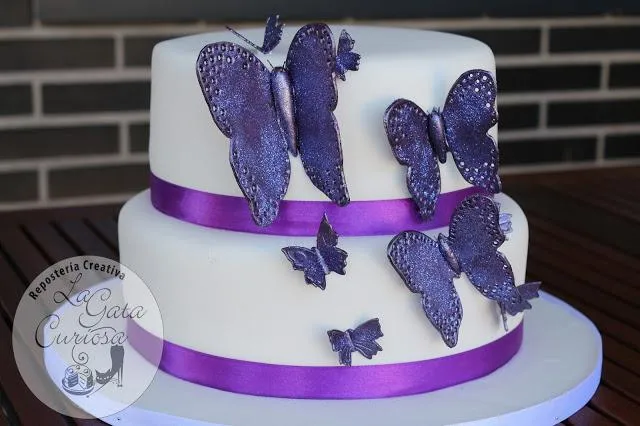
[0,167,638,425]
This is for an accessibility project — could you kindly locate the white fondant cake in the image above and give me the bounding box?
[119,24,532,397]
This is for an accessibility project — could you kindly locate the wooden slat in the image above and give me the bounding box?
[0,384,19,426]
[0,204,120,226]
[590,386,640,425]
[601,337,640,378]
[528,224,639,289]
[85,218,119,253]
[547,183,640,224]
[529,279,640,355]
[550,181,639,216]
[529,243,640,304]
[0,227,50,283]
[527,216,640,275]
[0,317,68,425]
[76,419,109,425]
[0,255,25,321]
[511,187,640,256]
[527,259,640,330]
[602,361,640,404]
[54,219,117,258]
[567,405,618,425]
[22,222,79,262]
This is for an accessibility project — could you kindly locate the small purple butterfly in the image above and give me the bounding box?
[226,15,284,54]
[197,19,359,227]
[282,214,347,290]
[327,318,383,366]
[384,70,501,220]
[387,195,539,346]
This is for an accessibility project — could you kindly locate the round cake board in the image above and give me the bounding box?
[90,292,601,425]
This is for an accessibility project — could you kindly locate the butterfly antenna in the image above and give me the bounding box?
[225,25,263,52]
[266,59,275,70]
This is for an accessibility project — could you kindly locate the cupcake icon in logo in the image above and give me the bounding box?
[62,364,94,396]
[61,344,125,397]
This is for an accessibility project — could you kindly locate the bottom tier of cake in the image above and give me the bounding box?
[119,191,529,370]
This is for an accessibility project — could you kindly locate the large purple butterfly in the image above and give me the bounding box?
[327,318,383,366]
[387,195,539,347]
[196,22,359,226]
[281,214,348,290]
[384,70,501,220]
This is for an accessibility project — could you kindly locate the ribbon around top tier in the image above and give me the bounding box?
[150,173,488,236]
[129,319,523,399]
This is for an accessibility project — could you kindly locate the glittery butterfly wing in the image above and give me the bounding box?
[286,23,350,206]
[518,281,541,300]
[447,195,529,321]
[327,329,354,366]
[442,70,501,193]
[225,15,283,54]
[197,42,290,227]
[335,30,360,81]
[281,246,328,289]
[260,15,284,53]
[384,99,441,219]
[387,231,462,347]
[349,318,383,360]
[316,214,348,275]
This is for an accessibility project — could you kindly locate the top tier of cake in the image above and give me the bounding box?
[149,26,496,201]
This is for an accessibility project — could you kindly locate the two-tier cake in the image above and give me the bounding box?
[119,21,538,400]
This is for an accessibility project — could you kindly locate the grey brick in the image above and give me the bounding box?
[0,126,119,160]
[0,38,114,71]
[0,171,38,202]
[43,81,150,114]
[49,163,149,198]
[0,85,32,116]
[129,123,149,152]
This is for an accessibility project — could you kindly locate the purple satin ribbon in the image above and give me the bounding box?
[129,320,523,399]
[150,173,487,236]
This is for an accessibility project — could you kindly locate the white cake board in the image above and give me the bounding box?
[95,292,600,426]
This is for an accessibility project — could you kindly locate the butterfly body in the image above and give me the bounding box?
[437,233,462,276]
[327,318,383,366]
[428,109,448,163]
[197,22,359,226]
[270,67,298,155]
[384,70,501,220]
[282,214,347,290]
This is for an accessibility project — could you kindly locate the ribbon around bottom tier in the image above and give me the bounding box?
[149,173,489,236]
[128,319,523,399]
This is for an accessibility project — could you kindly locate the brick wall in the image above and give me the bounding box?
[1,12,639,210]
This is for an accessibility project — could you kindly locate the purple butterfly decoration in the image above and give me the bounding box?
[226,15,284,54]
[327,318,383,366]
[387,195,539,346]
[335,30,359,81]
[196,20,359,226]
[281,214,348,290]
[384,70,501,220]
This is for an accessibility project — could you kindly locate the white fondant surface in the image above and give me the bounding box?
[118,192,528,366]
[149,26,496,201]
